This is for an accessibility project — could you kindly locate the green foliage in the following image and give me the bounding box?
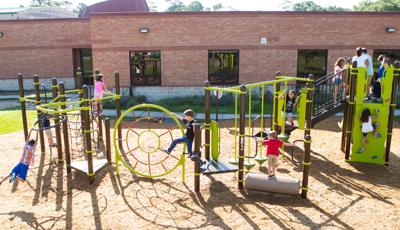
[147,0,158,12]
[30,0,72,9]
[187,1,204,11]
[292,1,324,11]
[74,3,87,16]
[354,0,400,11]
[166,0,187,12]
[166,0,223,12]
[284,0,351,11]
[212,3,223,11]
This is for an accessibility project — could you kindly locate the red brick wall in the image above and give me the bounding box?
[1,12,400,85]
[91,12,400,86]
[0,19,90,79]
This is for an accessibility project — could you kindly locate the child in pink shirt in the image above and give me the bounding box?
[93,74,108,115]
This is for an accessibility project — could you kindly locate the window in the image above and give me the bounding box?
[372,49,400,74]
[208,50,239,85]
[130,51,161,86]
[297,50,328,79]
[80,48,93,85]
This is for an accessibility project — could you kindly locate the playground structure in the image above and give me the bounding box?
[196,74,314,198]
[339,65,400,165]
[14,62,399,197]
[17,70,122,184]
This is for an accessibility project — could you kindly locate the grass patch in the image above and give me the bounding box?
[0,110,37,135]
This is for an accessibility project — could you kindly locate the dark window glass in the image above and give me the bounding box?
[130,51,161,86]
[80,48,93,85]
[372,49,400,73]
[208,50,239,85]
[297,50,328,79]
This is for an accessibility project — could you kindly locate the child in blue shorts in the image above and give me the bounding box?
[0,138,37,185]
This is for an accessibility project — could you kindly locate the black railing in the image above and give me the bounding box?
[312,69,347,116]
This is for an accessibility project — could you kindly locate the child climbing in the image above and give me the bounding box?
[93,74,108,115]
[42,114,56,148]
[164,109,195,156]
[0,136,38,185]
[279,90,297,127]
[358,108,381,153]
[333,57,346,105]
[262,131,283,177]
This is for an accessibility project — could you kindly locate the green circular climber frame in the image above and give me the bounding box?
[114,103,186,180]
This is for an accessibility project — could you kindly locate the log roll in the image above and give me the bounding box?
[244,173,300,195]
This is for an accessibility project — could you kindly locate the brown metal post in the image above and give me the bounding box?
[273,72,282,132]
[74,67,82,90]
[34,76,46,158]
[98,115,103,142]
[345,68,358,160]
[105,118,112,165]
[193,123,201,192]
[340,101,348,152]
[204,81,211,161]
[385,66,400,166]
[114,71,122,148]
[52,78,63,163]
[238,85,246,189]
[18,74,29,140]
[301,74,314,199]
[60,83,71,173]
[82,86,95,184]
[341,67,352,152]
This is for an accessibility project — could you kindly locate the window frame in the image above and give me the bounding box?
[129,50,162,86]
[208,50,240,86]
[296,49,328,79]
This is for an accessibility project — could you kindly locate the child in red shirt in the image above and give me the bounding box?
[262,131,283,177]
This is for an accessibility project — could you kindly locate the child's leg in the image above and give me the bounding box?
[45,129,54,145]
[167,137,186,153]
[267,155,273,176]
[186,139,193,154]
[0,175,11,185]
[16,164,29,182]
[271,156,278,175]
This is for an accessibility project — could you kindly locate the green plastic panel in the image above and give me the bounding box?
[277,90,285,127]
[296,88,308,130]
[350,103,389,165]
[380,66,394,104]
[211,120,220,161]
[355,67,369,102]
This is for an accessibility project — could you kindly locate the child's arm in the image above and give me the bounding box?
[172,112,184,121]
[0,175,11,186]
[294,95,300,107]
[279,92,285,100]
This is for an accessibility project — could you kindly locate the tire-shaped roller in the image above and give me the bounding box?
[244,173,300,195]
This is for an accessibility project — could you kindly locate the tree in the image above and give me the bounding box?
[354,0,400,11]
[30,0,72,9]
[292,1,324,11]
[284,0,350,11]
[147,0,158,12]
[186,1,204,11]
[166,0,223,12]
[74,3,87,16]
[166,0,186,12]
[212,3,223,11]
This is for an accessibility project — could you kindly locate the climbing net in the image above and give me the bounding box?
[114,104,186,179]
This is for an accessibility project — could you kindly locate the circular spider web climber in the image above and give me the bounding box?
[114,104,186,180]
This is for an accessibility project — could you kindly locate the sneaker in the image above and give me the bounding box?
[49,144,57,148]
[374,133,381,138]
[268,174,275,178]
[162,149,170,154]
[363,96,370,102]
[9,173,16,183]
[357,147,365,153]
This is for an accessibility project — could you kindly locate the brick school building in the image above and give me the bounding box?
[0,10,399,99]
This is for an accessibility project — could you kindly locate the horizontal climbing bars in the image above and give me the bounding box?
[204,87,243,94]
